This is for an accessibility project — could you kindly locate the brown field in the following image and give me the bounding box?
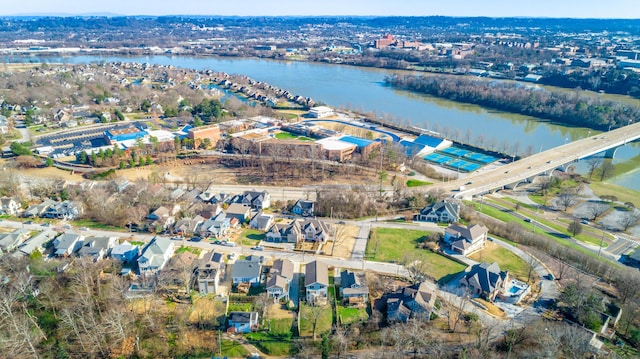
[328,224,358,258]
[268,303,295,319]
[189,296,227,324]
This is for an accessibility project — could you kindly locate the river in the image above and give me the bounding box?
[6,54,640,190]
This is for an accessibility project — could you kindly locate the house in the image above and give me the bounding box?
[305,260,329,305]
[207,251,226,273]
[17,229,56,256]
[340,270,369,305]
[227,311,259,333]
[301,219,332,243]
[0,197,20,216]
[137,237,176,274]
[385,282,437,323]
[225,203,251,224]
[417,199,460,223]
[78,236,117,261]
[173,215,205,236]
[308,106,334,118]
[232,258,262,286]
[237,190,270,210]
[198,212,231,239]
[40,200,81,220]
[110,243,140,262]
[445,224,489,256]
[53,233,85,257]
[292,200,315,217]
[460,262,508,302]
[250,211,274,231]
[195,263,221,295]
[266,259,294,301]
[0,228,29,253]
[266,221,302,243]
[23,199,56,218]
[146,205,177,230]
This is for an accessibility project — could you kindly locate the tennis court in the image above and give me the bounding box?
[464,152,498,164]
[424,152,455,165]
[440,146,471,157]
[447,159,483,172]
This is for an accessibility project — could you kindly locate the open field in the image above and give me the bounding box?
[366,228,467,281]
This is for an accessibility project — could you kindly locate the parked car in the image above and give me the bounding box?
[190,237,202,242]
[228,253,237,260]
[523,218,531,222]
[24,220,33,225]
[581,219,590,225]
[251,245,264,251]
[222,241,237,247]
[170,236,182,240]
[213,240,221,245]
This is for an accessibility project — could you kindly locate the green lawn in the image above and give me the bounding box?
[268,318,294,336]
[406,179,433,187]
[275,131,298,140]
[220,339,249,358]
[246,332,292,356]
[227,303,253,312]
[590,181,640,209]
[176,246,201,255]
[239,228,266,246]
[337,306,369,325]
[366,228,467,281]
[468,243,530,281]
[71,219,124,232]
[299,303,333,338]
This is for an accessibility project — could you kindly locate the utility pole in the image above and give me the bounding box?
[598,230,605,257]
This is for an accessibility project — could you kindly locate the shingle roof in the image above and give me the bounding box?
[232,260,262,280]
[271,259,294,280]
[464,262,507,293]
[305,260,329,287]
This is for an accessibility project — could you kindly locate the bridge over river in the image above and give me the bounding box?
[435,121,640,199]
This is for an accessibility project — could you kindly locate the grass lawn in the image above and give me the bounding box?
[299,303,333,338]
[227,303,253,312]
[220,339,249,358]
[366,228,467,281]
[239,228,266,246]
[246,332,292,356]
[590,181,640,208]
[468,242,530,281]
[268,318,294,336]
[406,179,433,187]
[71,219,124,232]
[275,131,298,140]
[337,305,369,325]
[176,246,202,256]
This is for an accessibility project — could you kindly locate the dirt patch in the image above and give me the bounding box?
[328,224,359,258]
[189,296,227,324]
[0,226,17,234]
[268,303,295,319]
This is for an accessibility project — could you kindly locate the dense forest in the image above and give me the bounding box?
[385,74,640,130]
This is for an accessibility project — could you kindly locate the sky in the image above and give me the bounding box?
[2,0,639,18]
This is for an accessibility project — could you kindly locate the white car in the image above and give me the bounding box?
[251,245,264,251]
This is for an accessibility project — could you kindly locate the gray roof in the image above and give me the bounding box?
[0,228,28,250]
[226,203,250,216]
[18,229,56,255]
[111,243,138,256]
[266,274,288,290]
[271,259,294,280]
[305,260,329,287]
[229,311,258,324]
[232,260,262,280]
[464,262,507,294]
[54,233,83,254]
[139,237,173,268]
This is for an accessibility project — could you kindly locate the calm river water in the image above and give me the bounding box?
[6,54,640,190]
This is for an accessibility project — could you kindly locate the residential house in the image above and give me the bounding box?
[385,282,437,323]
[146,205,178,231]
[173,215,206,236]
[78,236,117,261]
[292,200,315,217]
[445,224,489,256]
[0,228,29,253]
[17,229,56,256]
[40,200,81,220]
[227,311,259,333]
[232,258,262,286]
[0,197,20,216]
[195,263,221,295]
[53,233,85,257]
[301,219,332,243]
[207,251,226,273]
[110,243,140,262]
[23,199,56,218]
[236,190,271,210]
[250,211,274,231]
[305,260,329,305]
[460,262,509,302]
[225,203,251,224]
[266,259,294,301]
[266,221,302,244]
[340,270,369,306]
[198,212,231,239]
[137,237,176,274]
[417,200,460,223]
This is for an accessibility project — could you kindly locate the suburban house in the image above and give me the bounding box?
[195,263,221,295]
[227,311,259,333]
[53,233,85,257]
[23,199,56,218]
[292,200,315,217]
[460,262,509,301]
[445,224,489,256]
[266,259,294,301]
[198,212,231,239]
[146,205,178,230]
[301,219,332,243]
[40,200,82,220]
[173,215,205,236]
[339,269,369,306]
[225,203,252,224]
[0,228,29,254]
[17,229,56,256]
[416,199,460,223]
[232,257,263,287]
[250,211,274,231]
[237,190,271,210]
[0,197,20,216]
[137,237,176,275]
[266,221,302,243]
[385,282,437,323]
[78,236,117,261]
[208,251,226,274]
[305,260,329,305]
[110,243,140,262]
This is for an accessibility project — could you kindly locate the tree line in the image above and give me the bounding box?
[385,73,640,130]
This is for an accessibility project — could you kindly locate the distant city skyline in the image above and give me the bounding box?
[2,0,639,19]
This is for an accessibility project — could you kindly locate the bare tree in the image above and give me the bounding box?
[585,157,601,179]
[557,191,577,211]
[304,304,325,340]
[617,211,640,231]
[599,160,615,181]
[330,223,349,256]
[586,201,610,221]
[526,253,540,283]
[567,219,583,237]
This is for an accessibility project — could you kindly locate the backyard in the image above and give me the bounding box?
[299,303,333,338]
[238,228,266,246]
[366,228,467,281]
[468,242,530,281]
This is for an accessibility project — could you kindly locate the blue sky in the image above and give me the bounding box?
[2,0,638,18]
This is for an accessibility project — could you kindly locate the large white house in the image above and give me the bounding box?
[137,237,175,274]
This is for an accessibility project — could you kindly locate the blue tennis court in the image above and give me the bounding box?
[440,147,471,157]
[465,153,497,164]
[424,153,455,164]
[447,159,482,172]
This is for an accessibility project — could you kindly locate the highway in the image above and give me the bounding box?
[435,121,640,198]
